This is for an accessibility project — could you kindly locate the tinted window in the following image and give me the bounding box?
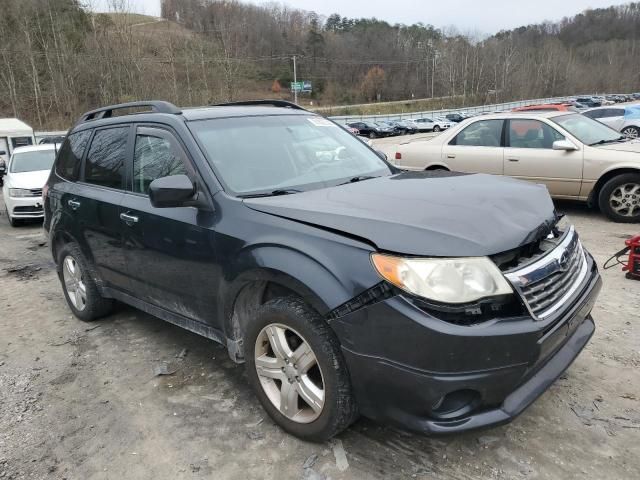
[56,130,91,181]
[84,127,128,189]
[606,109,625,117]
[133,132,187,194]
[508,120,564,149]
[452,120,503,147]
[11,137,33,149]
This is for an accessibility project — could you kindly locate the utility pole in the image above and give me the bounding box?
[292,55,298,104]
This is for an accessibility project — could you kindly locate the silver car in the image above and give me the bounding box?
[583,105,640,139]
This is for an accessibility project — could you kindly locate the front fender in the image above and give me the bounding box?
[222,242,378,319]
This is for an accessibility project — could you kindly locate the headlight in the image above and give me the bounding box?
[371,254,513,304]
[9,188,31,197]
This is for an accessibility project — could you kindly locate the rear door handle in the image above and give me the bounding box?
[68,199,81,210]
[508,158,520,162]
[120,212,139,226]
[447,154,456,159]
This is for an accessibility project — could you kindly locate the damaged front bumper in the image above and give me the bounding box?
[330,256,601,435]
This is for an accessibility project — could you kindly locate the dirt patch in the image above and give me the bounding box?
[4,261,54,281]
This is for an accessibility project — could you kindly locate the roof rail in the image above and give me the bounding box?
[78,101,182,123]
[211,99,307,111]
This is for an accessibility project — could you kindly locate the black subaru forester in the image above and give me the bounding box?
[44,100,602,441]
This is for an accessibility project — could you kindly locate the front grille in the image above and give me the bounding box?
[505,226,588,320]
[14,205,44,214]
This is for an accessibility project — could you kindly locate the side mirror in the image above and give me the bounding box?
[149,174,195,208]
[376,150,388,161]
[0,150,6,156]
[552,140,578,151]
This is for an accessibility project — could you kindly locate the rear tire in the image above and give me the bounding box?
[622,126,639,139]
[598,173,640,223]
[368,131,377,139]
[57,242,114,321]
[245,297,358,442]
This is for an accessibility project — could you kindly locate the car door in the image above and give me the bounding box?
[74,125,130,289]
[503,119,583,197]
[441,119,505,175]
[597,108,625,131]
[119,125,216,323]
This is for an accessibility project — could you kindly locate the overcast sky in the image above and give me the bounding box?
[92,0,624,34]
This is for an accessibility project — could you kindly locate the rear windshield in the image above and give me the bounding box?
[10,150,56,173]
[189,115,391,195]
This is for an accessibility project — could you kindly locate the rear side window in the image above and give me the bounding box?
[56,130,91,181]
[451,120,503,147]
[132,129,188,194]
[84,127,129,189]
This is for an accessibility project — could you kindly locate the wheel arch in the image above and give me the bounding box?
[221,243,364,362]
[425,163,450,171]
[589,167,640,205]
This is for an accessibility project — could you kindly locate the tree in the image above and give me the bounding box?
[361,66,386,102]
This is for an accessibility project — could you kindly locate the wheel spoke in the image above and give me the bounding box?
[279,380,299,416]
[255,354,285,380]
[291,342,316,374]
[265,326,292,361]
[296,375,324,413]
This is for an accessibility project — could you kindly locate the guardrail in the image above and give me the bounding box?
[327,96,578,124]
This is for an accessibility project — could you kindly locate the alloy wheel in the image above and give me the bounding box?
[63,255,87,311]
[622,127,639,139]
[609,183,640,217]
[254,323,325,423]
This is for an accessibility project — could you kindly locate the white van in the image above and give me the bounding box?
[0,119,36,165]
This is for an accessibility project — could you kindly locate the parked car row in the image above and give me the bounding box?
[347,117,453,138]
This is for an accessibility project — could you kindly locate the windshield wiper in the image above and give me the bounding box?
[589,137,627,146]
[337,175,379,186]
[238,189,302,199]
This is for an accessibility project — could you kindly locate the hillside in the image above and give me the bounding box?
[0,0,639,129]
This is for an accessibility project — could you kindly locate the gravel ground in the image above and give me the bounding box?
[0,194,639,480]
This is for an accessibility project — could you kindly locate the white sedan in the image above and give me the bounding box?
[1,144,57,226]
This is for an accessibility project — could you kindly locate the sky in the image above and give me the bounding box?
[91,0,625,34]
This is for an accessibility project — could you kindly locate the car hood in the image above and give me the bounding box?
[594,139,640,153]
[243,171,557,257]
[7,169,50,189]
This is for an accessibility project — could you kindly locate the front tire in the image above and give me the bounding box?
[433,125,441,132]
[57,242,114,321]
[5,207,18,227]
[598,173,640,223]
[245,297,357,442]
[622,126,639,139]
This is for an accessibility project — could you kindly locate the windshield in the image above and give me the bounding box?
[552,114,623,145]
[190,115,392,195]
[10,149,56,173]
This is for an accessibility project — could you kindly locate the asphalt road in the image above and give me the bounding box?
[0,196,638,480]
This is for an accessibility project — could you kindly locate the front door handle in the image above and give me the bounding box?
[508,157,520,162]
[120,212,139,226]
[68,199,81,210]
[447,154,456,159]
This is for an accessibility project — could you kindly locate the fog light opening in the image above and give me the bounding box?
[431,389,481,420]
